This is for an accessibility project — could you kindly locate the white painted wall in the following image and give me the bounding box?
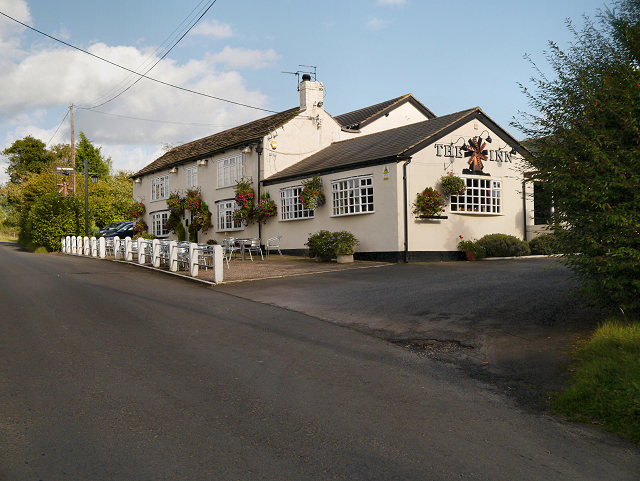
[359,102,432,135]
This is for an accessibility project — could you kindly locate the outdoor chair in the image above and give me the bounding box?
[222,237,238,268]
[265,236,282,257]
[245,238,263,261]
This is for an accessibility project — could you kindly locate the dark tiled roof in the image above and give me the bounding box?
[333,94,436,130]
[133,107,302,177]
[265,108,479,183]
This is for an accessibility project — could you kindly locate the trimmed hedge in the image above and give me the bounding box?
[478,233,530,257]
[529,233,561,255]
[27,193,84,251]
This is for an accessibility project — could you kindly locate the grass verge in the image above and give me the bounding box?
[551,316,640,443]
[0,225,19,242]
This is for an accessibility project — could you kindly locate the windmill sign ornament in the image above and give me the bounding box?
[464,136,488,174]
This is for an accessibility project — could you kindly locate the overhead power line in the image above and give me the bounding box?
[81,0,219,109]
[0,10,279,114]
[82,108,238,127]
[84,0,215,108]
[46,107,70,147]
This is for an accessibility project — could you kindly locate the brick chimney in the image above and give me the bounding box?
[299,74,324,111]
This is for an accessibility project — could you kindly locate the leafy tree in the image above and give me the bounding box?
[514,0,640,313]
[75,131,110,178]
[2,136,54,184]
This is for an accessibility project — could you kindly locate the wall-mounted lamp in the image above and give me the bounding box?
[134,178,141,183]
[479,130,493,143]
[169,167,178,174]
[197,159,208,166]
[453,137,468,151]
[317,101,323,108]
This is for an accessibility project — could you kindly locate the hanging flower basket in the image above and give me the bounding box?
[299,174,326,211]
[129,201,145,219]
[255,192,277,224]
[412,187,446,217]
[439,172,467,197]
[166,191,184,216]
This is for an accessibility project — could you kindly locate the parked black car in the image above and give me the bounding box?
[103,222,135,238]
[99,221,127,236]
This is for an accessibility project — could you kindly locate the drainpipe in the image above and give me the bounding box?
[256,143,263,245]
[403,158,412,263]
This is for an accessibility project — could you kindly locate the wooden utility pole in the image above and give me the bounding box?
[70,103,75,195]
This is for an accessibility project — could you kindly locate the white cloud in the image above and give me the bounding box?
[189,19,233,38]
[376,0,406,5]
[366,17,389,29]
[205,46,281,70]
[0,6,285,179]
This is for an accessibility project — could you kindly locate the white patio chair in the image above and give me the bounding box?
[245,238,263,261]
[265,236,282,257]
[222,237,238,268]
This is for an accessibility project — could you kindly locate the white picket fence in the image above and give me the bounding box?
[61,235,224,283]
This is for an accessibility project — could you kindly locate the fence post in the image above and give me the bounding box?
[152,239,160,268]
[114,236,121,260]
[77,236,83,254]
[124,237,132,262]
[83,236,90,256]
[65,236,70,253]
[71,236,77,254]
[61,238,66,253]
[98,237,106,258]
[138,238,145,264]
[169,240,178,272]
[212,245,224,283]
[189,243,198,277]
[91,237,97,256]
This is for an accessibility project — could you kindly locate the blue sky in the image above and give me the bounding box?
[0,0,608,183]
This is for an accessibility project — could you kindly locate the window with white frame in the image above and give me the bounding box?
[331,175,374,216]
[216,200,243,231]
[450,177,502,214]
[186,166,197,189]
[151,211,169,237]
[151,175,169,201]
[217,154,243,188]
[280,186,314,221]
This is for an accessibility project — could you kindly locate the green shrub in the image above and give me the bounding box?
[176,222,186,242]
[27,193,84,251]
[305,230,360,258]
[478,233,530,257]
[529,232,560,255]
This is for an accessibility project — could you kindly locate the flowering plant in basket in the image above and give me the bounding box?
[299,174,326,210]
[412,187,446,217]
[129,201,145,219]
[439,172,467,196]
[254,192,277,224]
[166,192,184,216]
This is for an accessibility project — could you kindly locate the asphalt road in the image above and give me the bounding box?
[1,243,639,480]
[216,258,605,397]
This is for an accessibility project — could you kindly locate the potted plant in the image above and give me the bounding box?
[457,235,486,261]
[333,231,360,264]
[299,174,326,211]
[439,172,467,196]
[412,187,446,217]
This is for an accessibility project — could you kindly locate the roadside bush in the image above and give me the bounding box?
[478,233,530,257]
[529,233,561,255]
[27,193,84,251]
